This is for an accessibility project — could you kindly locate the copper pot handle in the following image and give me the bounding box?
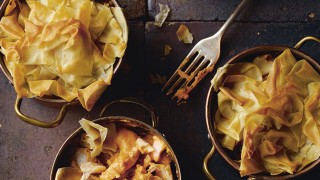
[15,96,76,128]
[203,144,216,180]
[294,36,320,49]
[99,97,159,129]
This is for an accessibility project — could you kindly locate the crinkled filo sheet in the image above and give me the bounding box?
[0,0,128,110]
[211,49,320,176]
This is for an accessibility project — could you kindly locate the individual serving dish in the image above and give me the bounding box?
[204,37,320,179]
[0,0,128,127]
[55,119,175,180]
[51,99,181,180]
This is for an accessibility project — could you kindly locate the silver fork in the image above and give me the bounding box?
[162,0,250,103]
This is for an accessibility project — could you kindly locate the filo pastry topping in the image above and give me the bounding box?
[0,0,128,111]
[55,119,174,180]
[211,49,320,176]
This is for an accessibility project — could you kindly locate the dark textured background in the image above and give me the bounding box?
[1,0,320,179]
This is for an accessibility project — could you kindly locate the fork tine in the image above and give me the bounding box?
[162,58,188,91]
[162,68,181,91]
[173,58,211,102]
[165,53,204,95]
[162,48,199,91]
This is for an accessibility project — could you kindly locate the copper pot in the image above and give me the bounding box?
[204,36,320,179]
[50,98,182,180]
[0,0,128,128]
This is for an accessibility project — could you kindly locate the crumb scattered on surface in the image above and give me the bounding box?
[309,13,315,18]
[154,4,170,27]
[176,24,193,44]
[164,45,172,56]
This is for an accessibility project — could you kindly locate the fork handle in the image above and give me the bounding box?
[216,0,250,37]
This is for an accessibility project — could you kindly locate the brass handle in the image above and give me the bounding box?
[100,97,159,129]
[203,145,216,180]
[15,96,75,128]
[294,36,320,49]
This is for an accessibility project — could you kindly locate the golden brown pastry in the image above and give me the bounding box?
[0,0,128,111]
[212,49,320,176]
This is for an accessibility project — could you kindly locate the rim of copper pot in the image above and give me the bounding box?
[205,45,320,179]
[50,116,182,180]
[0,0,127,104]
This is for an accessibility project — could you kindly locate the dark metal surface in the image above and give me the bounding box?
[0,0,320,179]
